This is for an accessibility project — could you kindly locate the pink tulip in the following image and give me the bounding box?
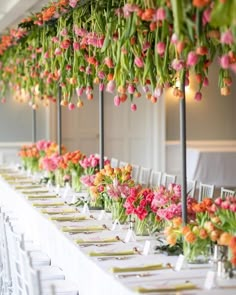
[142,41,151,52]
[215,197,223,206]
[79,66,85,72]
[187,51,198,66]
[114,95,121,107]
[104,57,114,68]
[142,85,149,93]
[54,48,62,55]
[203,77,209,87]
[60,39,71,49]
[66,64,72,71]
[230,203,236,212]
[171,59,185,71]
[68,103,75,111]
[220,54,230,69]
[76,87,84,96]
[73,26,87,37]
[44,51,49,58]
[99,83,105,91]
[73,42,80,50]
[202,8,211,25]
[221,200,230,210]
[156,7,166,21]
[98,71,105,79]
[128,84,135,94]
[134,56,144,68]
[60,28,68,37]
[1,98,6,103]
[51,36,59,43]
[194,91,202,101]
[221,30,234,45]
[130,103,137,111]
[106,80,116,93]
[171,33,178,44]
[69,0,78,8]
[156,42,166,56]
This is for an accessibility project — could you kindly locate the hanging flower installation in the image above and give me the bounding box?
[0,0,236,110]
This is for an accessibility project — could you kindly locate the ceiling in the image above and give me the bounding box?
[0,0,50,34]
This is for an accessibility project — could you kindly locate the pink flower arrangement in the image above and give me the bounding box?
[79,154,110,175]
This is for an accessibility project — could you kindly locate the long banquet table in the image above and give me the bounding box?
[187,146,236,187]
[0,168,236,295]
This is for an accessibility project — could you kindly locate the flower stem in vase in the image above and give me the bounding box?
[111,200,128,224]
[183,239,211,264]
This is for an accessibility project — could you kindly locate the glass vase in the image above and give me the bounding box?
[183,239,211,264]
[71,170,81,192]
[103,193,112,213]
[55,169,64,187]
[111,200,127,224]
[89,195,104,210]
[134,213,163,236]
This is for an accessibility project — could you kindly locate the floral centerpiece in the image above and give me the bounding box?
[79,154,110,208]
[88,164,135,221]
[124,187,162,235]
[163,197,236,264]
[19,144,40,173]
[61,150,85,191]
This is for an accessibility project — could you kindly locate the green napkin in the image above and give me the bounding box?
[135,282,197,293]
[76,237,119,244]
[111,264,163,273]
[62,225,105,232]
[32,202,65,207]
[88,250,136,257]
[15,185,42,189]
[22,190,49,194]
[27,195,57,200]
[41,208,77,214]
[51,216,87,221]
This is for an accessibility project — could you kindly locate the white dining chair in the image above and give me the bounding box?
[110,158,119,168]
[6,218,79,295]
[139,167,152,187]
[149,171,162,188]
[187,179,197,198]
[198,182,215,202]
[131,164,140,183]
[220,187,235,199]
[161,173,177,187]
[119,161,128,168]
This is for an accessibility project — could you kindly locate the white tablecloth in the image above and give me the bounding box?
[1,174,236,295]
[187,147,236,187]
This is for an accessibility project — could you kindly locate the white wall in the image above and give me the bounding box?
[0,92,47,142]
[166,61,236,141]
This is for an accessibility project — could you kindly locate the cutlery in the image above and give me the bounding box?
[117,272,157,279]
[79,243,113,248]
[97,256,132,261]
[69,231,97,235]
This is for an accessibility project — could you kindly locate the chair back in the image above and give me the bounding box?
[131,164,140,183]
[198,183,215,202]
[119,161,128,168]
[220,187,235,199]
[110,158,119,168]
[162,173,177,187]
[149,171,162,188]
[187,179,197,198]
[139,167,152,187]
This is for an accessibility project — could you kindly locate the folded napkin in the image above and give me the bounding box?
[76,237,119,244]
[135,282,197,293]
[32,202,65,207]
[51,216,87,222]
[41,208,77,214]
[88,250,136,257]
[111,264,163,273]
[22,190,49,194]
[27,195,57,200]
[62,225,105,232]
[15,185,42,189]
